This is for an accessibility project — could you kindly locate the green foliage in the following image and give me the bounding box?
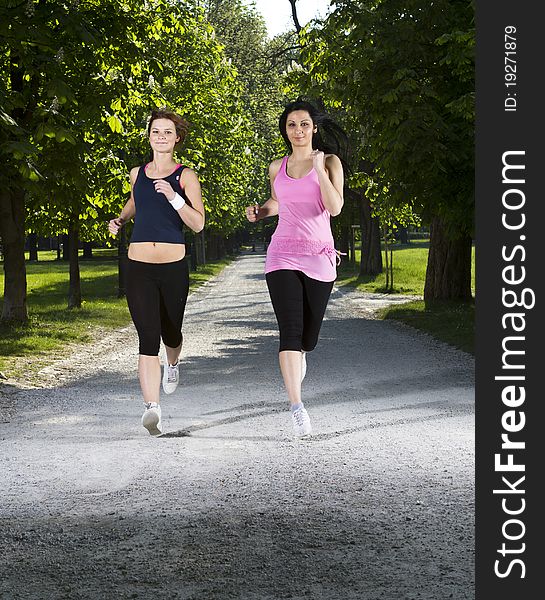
[0,0,265,243]
[298,0,475,238]
[338,239,475,295]
[203,0,296,232]
[362,178,422,235]
[0,0,311,244]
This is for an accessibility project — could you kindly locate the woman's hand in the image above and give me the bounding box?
[153,179,175,201]
[245,204,260,222]
[108,217,124,236]
[311,149,327,174]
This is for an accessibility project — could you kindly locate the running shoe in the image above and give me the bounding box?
[142,402,162,436]
[162,361,179,394]
[292,405,312,437]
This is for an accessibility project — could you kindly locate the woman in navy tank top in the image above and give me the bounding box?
[108,108,205,436]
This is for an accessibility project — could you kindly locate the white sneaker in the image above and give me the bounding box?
[142,402,162,436]
[291,405,312,437]
[162,361,179,394]
[301,351,307,383]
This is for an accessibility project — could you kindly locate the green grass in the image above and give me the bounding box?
[378,299,474,354]
[25,248,119,261]
[337,239,475,296]
[337,240,475,354]
[0,252,232,379]
[1,240,475,382]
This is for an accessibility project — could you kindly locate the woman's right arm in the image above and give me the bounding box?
[245,160,281,222]
[108,167,138,235]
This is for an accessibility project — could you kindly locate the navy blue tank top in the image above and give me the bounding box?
[130,164,189,244]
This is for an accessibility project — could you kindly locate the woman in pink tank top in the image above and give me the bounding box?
[245,99,349,438]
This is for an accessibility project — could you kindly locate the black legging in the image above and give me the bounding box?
[266,269,334,353]
[126,258,189,356]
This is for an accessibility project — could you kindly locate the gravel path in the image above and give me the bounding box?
[0,252,475,600]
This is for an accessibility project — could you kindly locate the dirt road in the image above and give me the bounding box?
[0,252,474,600]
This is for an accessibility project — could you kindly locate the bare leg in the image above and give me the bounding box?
[279,350,303,406]
[165,334,183,366]
[138,355,161,404]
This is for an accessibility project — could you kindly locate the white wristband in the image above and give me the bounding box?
[170,192,186,211]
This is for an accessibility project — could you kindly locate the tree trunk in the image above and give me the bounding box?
[424,215,473,302]
[206,232,217,261]
[288,0,302,33]
[338,225,350,258]
[189,240,197,271]
[82,241,93,259]
[118,226,128,298]
[1,54,31,322]
[383,227,390,290]
[194,231,206,266]
[218,235,226,259]
[390,248,394,291]
[206,232,226,261]
[359,194,382,276]
[62,233,69,261]
[225,235,239,255]
[28,232,38,261]
[0,187,28,322]
[67,216,81,309]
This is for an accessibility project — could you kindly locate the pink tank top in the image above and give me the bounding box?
[265,155,340,282]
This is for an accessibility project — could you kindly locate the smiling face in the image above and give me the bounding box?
[148,118,179,153]
[285,110,317,148]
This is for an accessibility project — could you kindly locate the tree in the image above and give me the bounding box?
[203,0,295,256]
[1,0,259,316]
[299,0,475,301]
[282,1,384,277]
[0,0,153,316]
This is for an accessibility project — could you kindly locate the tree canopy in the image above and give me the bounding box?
[299,0,475,238]
[1,0,476,321]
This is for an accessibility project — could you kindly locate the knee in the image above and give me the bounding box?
[162,331,183,350]
[276,313,304,351]
[138,329,160,356]
[302,327,320,352]
[279,327,303,352]
[279,340,302,352]
[301,340,317,352]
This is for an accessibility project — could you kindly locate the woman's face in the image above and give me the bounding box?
[285,110,316,148]
[149,118,179,153]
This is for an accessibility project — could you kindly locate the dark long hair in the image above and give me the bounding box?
[278,99,351,174]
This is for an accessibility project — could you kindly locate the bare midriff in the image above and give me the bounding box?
[128,241,185,263]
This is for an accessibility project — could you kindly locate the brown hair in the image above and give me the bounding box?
[147,108,190,147]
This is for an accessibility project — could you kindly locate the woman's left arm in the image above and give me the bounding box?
[313,152,344,217]
[178,168,205,232]
[154,168,205,233]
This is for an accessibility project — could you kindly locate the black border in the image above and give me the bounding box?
[476,2,542,596]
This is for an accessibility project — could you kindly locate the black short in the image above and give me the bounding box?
[266,269,334,353]
[126,258,189,356]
